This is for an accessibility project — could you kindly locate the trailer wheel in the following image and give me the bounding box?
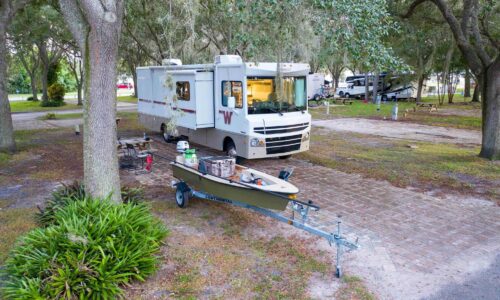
[344,93,350,98]
[338,91,344,97]
[175,184,190,208]
[336,267,342,278]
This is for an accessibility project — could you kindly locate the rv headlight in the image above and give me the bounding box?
[302,131,310,141]
[250,138,265,147]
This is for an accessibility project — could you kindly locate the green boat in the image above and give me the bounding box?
[171,162,299,211]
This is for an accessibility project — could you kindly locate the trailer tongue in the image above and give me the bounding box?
[154,153,359,278]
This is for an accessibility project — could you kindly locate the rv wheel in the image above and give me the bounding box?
[344,93,350,98]
[226,140,237,158]
[225,140,246,163]
[338,91,344,97]
[161,126,170,142]
[175,185,190,208]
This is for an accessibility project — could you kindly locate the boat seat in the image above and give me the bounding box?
[278,167,294,181]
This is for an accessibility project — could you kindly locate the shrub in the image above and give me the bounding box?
[37,182,145,226]
[40,99,65,107]
[48,83,65,101]
[42,113,57,120]
[3,198,168,299]
[40,83,66,107]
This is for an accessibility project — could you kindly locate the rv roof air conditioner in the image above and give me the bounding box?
[214,55,242,65]
[162,58,182,66]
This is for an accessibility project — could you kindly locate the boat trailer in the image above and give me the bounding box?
[168,165,360,279]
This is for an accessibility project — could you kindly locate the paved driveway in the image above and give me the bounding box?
[134,139,499,300]
[12,102,137,130]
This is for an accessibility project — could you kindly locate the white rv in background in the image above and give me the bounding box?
[336,75,372,98]
[137,55,311,159]
[307,73,325,100]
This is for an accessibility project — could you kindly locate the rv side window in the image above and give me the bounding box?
[222,81,243,108]
[176,81,190,101]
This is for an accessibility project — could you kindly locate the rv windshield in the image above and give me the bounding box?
[247,77,306,114]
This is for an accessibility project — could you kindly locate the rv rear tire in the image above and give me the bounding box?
[344,93,350,98]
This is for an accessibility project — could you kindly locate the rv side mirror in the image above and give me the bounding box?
[228,96,236,109]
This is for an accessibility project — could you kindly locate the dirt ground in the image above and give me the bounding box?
[2,116,499,299]
[0,126,374,299]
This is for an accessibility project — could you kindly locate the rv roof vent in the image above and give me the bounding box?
[162,58,182,66]
[214,55,242,65]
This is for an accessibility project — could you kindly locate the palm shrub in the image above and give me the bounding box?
[37,182,144,226]
[3,198,168,299]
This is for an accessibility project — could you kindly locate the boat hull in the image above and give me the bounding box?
[171,163,291,211]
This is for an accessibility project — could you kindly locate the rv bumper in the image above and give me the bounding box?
[245,132,310,159]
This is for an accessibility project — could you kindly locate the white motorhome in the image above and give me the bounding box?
[137,55,311,159]
[336,75,372,98]
[381,85,415,101]
[307,73,325,101]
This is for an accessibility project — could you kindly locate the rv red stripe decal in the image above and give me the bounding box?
[171,107,196,114]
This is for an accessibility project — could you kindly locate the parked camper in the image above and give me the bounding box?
[381,85,415,101]
[137,55,311,160]
[336,75,373,98]
[307,73,326,101]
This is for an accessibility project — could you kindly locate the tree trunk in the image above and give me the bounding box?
[0,25,16,152]
[364,73,369,101]
[472,82,480,102]
[83,13,122,202]
[331,75,339,91]
[38,43,50,102]
[59,0,123,202]
[77,83,82,105]
[416,74,425,102]
[132,71,138,98]
[447,73,454,104]
[479,56,500,160]
[41,62,49,102]
[128,61,138,97]
[19,54,39,101]
[29,76,38,101]
[372,72,379,104]
[464,69,471,98]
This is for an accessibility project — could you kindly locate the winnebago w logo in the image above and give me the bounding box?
[219,110,233,124]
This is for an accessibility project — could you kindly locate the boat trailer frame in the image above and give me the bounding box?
[173,180,359,278]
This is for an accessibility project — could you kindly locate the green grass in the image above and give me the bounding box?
[38,112,83,120]
[298,129,500,202]
[310,99,481,130]
[0,204,38,264]
[117,95,138,103]
[10,101,80,113]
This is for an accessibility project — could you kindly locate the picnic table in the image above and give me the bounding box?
[334,98,354,105]
[415,102,438,112]
[117,137,153,173]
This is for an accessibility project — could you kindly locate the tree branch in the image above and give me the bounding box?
[401,0,429,18]
[58,0,89,51]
